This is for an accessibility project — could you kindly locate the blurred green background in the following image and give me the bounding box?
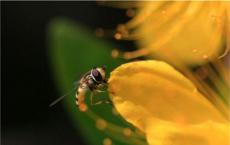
[3,1,146,145]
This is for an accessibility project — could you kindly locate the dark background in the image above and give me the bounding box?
[2,2,133,145]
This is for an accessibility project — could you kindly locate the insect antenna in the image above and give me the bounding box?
[49,87,77,107]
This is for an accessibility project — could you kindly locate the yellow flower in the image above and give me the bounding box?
[108,60,229,145]
[113,1,229,65]
[97,2,230,144]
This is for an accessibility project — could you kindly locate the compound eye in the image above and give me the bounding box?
[92,69,99,76]
[92,69,102,82]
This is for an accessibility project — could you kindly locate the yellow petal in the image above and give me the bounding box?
[108,60,229,145]
[146,119,230,145]
[119,2,229,65]
[108,60,227,131]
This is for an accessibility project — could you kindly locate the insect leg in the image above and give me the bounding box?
[90,92,101,105]
[90,91,112,106]
[90,92,103,105]
[90,92,94,105]
[95,90,105,93]
[94,83,107,93]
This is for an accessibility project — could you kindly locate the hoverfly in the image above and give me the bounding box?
[49,66,109,110]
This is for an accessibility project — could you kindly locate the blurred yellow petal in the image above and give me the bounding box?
[116,2,229,65]
[108,60,229,144]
